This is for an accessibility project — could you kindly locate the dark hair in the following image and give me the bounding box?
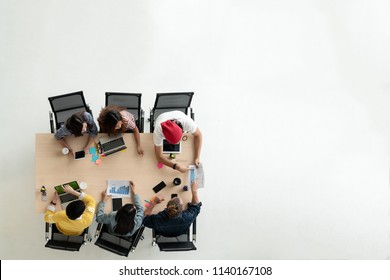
[171,119,183,130]
[65,112,86,137]
[66,200,86,220]
[166,197,183,218]
[97,105,126,135]
[114,204,136,235]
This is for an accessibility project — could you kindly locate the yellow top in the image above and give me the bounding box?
[44,193,95,236]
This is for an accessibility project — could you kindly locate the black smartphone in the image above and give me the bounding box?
[112,198,122,211]
[74,150,86,160]
[153,181,167,193]
[171,193,178,199]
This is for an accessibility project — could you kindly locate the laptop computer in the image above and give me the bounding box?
[97,135,127,156]
[54,181,81,209]
[162,139,181,154]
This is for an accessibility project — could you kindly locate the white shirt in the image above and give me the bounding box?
[153,111,197,146]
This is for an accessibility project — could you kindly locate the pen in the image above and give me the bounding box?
[144,200,152,204]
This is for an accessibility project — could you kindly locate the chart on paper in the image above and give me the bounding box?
[107,179,131,197]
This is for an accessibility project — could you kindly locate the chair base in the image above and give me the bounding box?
[45,240,83,251]
[157,242,197,252]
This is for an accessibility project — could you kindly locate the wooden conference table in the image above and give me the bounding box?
[35,133,195,214]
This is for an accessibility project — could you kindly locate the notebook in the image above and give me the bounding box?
[98,135,127,156]
[54,181,81,209]
[162,139,181,154]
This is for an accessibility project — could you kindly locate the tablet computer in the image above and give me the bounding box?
[162,140,181,154]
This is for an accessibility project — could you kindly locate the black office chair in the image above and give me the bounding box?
[44,223,91,252]
[94,223,145,257]
[149,92,194,132]
[152,219,197,252]
[105,92,145,133]
[48,91,93,133]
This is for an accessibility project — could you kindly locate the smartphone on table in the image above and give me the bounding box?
[112,197,122,211]
[153,181,167,193]
[74,150,86,160]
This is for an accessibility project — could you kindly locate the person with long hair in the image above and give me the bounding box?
[96,181,144,237]
[97,105,144,155]
[54,111,98,156]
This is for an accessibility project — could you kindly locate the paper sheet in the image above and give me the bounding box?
[189,163,205,188]
[106,179,131,197]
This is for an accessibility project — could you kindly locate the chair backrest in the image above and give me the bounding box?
[45,223,89,252]
[150,92,194,132]
[152,218,197,252]
[94,223,145,257]
[105,92,144,132]
[48,91,92,131]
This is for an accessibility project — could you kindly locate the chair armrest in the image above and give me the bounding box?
[49,112,55,133]
[45,223,50,241]
[140,109,145,133]
[149,108,154,133]
[152,227,157,246]
[94,223,103,239]
[192,218,197,242]
[130,225,145,252]
[83,227,91,244]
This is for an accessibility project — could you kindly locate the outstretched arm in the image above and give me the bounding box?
[154,145,188,173]
[192,128,202,167]
[132,127,144,156]
[144,196,164,216]
[191,180,199,204]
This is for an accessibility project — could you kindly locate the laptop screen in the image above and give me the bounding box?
[54,181,80,194]
[98,135,127,156]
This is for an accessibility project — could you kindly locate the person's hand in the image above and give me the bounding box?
[101,190,110,202]
[152,196,164,204]
[51,191,59,203]
[62,184,78,196]
[177,164,189,173]
[130,181,136,195]
[137,146,144,156]
[191,180,198,192]
[194,157,200,167]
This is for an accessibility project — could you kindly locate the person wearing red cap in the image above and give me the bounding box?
[153,111,202,173]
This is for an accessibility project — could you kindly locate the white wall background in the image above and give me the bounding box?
[0,0,389,260]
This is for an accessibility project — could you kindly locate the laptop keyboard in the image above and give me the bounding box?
[61,194,77,203]
[102,137,125,151]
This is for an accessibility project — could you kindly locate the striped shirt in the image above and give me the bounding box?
[120,110,136,131]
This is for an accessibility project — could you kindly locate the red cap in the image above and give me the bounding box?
[161,120,182,144]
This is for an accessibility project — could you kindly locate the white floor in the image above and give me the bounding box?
[1,0,390,260]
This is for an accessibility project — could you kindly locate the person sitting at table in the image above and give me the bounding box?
[44,185,96,236]
[95,181,144,237]
[153,110,202,173]
[55,111,98,156]
[97,105,144,155]
[143,180,201,237]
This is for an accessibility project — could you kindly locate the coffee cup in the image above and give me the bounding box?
[79,181,88,190]
[173,178,181,186]
[62,147,69,155]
